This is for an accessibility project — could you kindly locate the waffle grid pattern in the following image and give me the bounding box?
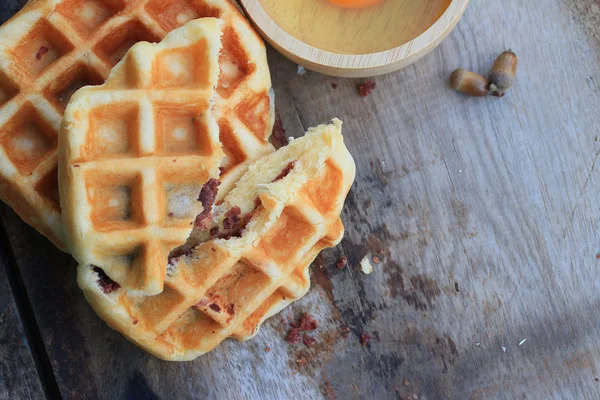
[0,0,274,250]
[79,124,356,360]
[62,19,226,294]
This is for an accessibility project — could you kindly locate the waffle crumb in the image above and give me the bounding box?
[286,313,318,345]
[360,256,373,274]
[303,334,316,347]
[361,332,372,347]
[358,80,376,97]
[340,326,351,339]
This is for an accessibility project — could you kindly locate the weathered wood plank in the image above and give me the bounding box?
[1,0,600,399]
[0,221,45,400]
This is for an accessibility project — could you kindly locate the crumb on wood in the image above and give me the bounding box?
[403,379,409,386]
[331,82,338,89]
[358,80,376,97]
[361,332,372,347]
[454,282,460,292]
[360,256,373,274]
[286,313,318,346]
[264,346,271,352]
[296,357,307,365]
[337,256,348,269]
[340,325,351,339]
[372,256,380,264]
[303,334,316,347]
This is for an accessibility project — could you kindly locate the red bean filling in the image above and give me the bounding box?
[35,46,49,60]
[358,80,376,97]
[93,266,120,294]
[286,313,318,345]
[194,178,220,229]
[272,161,296,182]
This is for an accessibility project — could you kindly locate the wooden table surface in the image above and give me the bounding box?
[1,0,600,399]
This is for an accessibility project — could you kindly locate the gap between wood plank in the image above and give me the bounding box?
[0,217,61,400]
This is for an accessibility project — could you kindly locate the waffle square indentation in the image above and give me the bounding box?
[145,0,221,32]
[217,27,254,98]
[217,119,244,173]
[134,283,187,328]
[256,206,316,264]
[299,160,343,216]
[12,19,74,78]
[56,0,125,38]
[162,182,203,220]
[153,42,211,89]
[93,19,161,68]
[235,91,271,141]
[0,70,19,109]
[155,104,212,155]
[0,103,57,176]
[88,103,139,158]
[35,166,60,212]
[88,173,143,229]
[45,63,104,112]
[196,261,270,326]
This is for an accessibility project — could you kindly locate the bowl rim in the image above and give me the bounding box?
[239,0,470,69]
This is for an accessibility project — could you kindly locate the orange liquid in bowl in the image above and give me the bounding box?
[258,0,452,54]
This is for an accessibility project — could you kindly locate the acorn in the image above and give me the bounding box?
[449,68,490,97]
[488,51,517,97]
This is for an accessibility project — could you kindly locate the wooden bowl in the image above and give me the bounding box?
[238,0,470,77]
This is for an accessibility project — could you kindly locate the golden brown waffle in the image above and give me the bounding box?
[78,120,356,360]
[59,19,226,295]
[0,0,274,250]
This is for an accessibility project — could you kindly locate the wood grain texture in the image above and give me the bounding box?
[1,0,600,399]
[0,222,44,399]
[240,0,470,77]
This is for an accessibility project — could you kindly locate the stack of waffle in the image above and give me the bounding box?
[0,0,355,360]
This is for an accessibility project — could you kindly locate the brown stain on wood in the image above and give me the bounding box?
[286,328,344,373]
[311,254,336,306]
[321,373,337,400]
[383,260,442,311]
[482,296,503,318]
[402,326,459,374]
[450,200,478,238]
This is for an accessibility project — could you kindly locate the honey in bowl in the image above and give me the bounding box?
[258,0,452,55]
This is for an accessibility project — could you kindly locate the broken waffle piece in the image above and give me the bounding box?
[0,0,274,250]
[59,19,225,296]
[77,119,356,360]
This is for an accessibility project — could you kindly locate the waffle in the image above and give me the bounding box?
[0,0,274,250]
[60,19,228,296]
[78,119,356,360]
